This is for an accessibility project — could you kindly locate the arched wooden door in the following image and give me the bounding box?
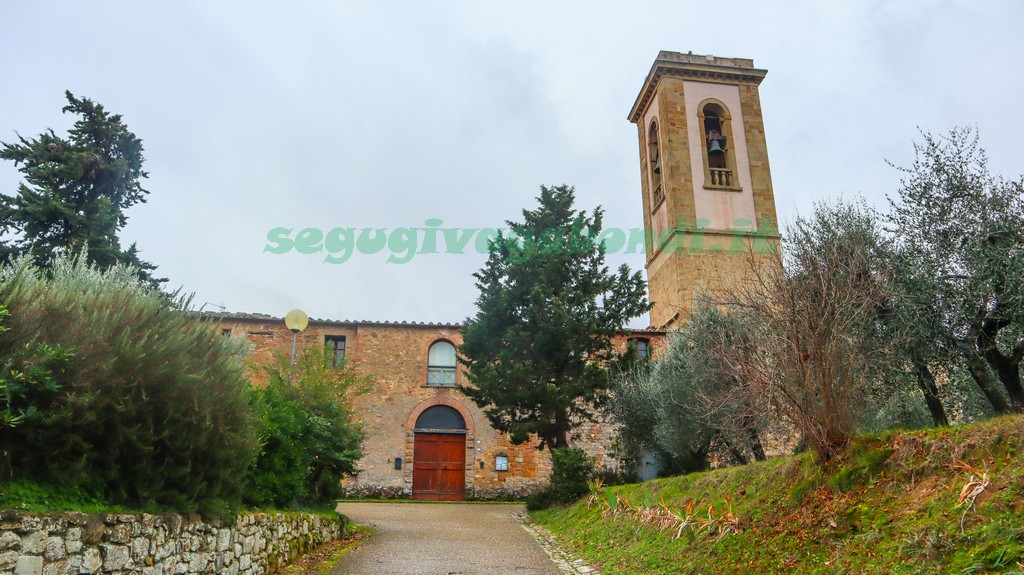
[412,406,467,500]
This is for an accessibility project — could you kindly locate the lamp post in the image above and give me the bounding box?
[284,309,309,384]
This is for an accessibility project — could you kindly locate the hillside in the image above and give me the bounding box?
[531,416,1024,574]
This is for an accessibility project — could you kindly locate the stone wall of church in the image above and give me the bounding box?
[646,232,778,328]
[216,315,660,499]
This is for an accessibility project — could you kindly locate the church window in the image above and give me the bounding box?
[325,335,346,367]
[427,340,457,386]
[628,337,650,359]
[648,120,664,208]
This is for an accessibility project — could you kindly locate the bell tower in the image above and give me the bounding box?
[629,51,780,329]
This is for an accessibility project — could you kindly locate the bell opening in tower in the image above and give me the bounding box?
[703,109,727,170]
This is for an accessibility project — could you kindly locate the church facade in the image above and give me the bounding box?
[220,51,779,499]
[217,314,660,498]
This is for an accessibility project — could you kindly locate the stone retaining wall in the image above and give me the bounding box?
[0,510,344,575]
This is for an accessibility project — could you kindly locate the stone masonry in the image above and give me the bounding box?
[629,51,780,330]
[216,314,662,499]
[0,510,343,575]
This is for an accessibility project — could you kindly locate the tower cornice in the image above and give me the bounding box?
[628,52,767,124]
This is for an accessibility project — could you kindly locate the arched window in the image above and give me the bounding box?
[698,101,740,190]
[648,120,664,208]
[628,337,651,359]
[415,405,467,431]
[427,340,457,386]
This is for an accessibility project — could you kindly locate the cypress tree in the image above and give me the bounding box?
[459,185,650,449]
[1,91,162,286]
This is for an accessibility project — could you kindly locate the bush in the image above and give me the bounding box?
[527,447,594,510]
[0,254,257,516]
[610,301,770,474]
[715,200,902,461]
[0,305,73,428]
[245,347,364,508]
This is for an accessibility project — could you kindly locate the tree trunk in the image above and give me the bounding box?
[986,352,1024,411]
[554,431,569,450]
[977,316,1024,410]
[909,346,949,426]
[682,440,712,473]
[549,413,570,450]
[979,343,1024,411]
[726,442,749,466]
[742,413,767,461]
[964,347,1012,414]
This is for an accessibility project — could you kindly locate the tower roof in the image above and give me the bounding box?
[628,51,768,124]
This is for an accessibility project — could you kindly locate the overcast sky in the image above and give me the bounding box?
[2,1,1022,327]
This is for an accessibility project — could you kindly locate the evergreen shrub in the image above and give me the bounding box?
[526,447,594,510]
[245,347,364,508]
[0,254,257,516]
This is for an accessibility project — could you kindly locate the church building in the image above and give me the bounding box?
[217,51,780,500]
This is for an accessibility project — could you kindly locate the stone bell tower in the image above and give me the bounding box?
[629,51,780,330]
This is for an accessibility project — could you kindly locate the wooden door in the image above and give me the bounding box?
[412,432,466,500]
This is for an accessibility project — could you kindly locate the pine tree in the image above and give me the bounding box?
[459,185,650,449]
[0,91,162,285]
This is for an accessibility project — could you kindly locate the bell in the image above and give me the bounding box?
[652,159,661,174]
[708,140,724,155]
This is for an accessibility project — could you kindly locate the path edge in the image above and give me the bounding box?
[513,511,602,575]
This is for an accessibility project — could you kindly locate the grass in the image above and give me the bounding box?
[337,498,522,504]
[281,524,373,575]
[0,480,134,514]
[0,479,344,522]
[532,415,1024,575]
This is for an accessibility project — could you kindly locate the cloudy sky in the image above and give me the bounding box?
[2,1,1022,327]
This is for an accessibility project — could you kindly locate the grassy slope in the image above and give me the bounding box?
[532,416,1024,575]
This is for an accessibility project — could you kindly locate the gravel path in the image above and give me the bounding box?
[330,502,596,575]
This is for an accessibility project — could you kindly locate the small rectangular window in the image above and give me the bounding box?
[636,339,649,358]
[325,335,346,367]
[495,454,509,471]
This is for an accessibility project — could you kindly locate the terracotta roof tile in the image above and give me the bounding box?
[203,311,663,334]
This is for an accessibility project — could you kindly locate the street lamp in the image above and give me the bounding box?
[284,309,309,383]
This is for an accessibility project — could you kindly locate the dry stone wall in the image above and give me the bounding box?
[0,511,343,575]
